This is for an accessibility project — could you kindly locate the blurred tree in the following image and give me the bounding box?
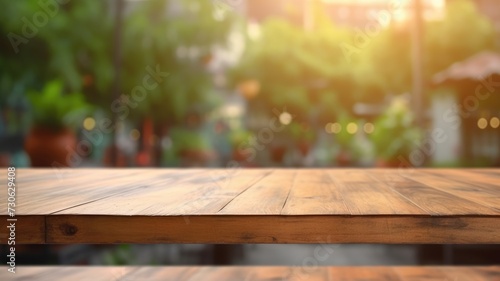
[366,0,495,99]
[424,0,495,79]
[0,0,113,115]
[367,25,412,96]
[0,1,49,113]
[231,0,355,124]
[0,0,112,92]
[121,0,236,164]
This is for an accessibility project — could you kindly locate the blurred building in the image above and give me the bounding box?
[433,51,500,165]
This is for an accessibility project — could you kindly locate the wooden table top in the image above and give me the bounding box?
[1,169,499,244]
[1,266,499,280]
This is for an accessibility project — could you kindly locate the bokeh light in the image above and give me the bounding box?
[477,118,488,129]
[332,123,341,134]
[363,123,375,134]
[490,117,499,129]
[325,123,342,134]
[279,112,292,125]
[346,122,358,134]
[83,117,96,131]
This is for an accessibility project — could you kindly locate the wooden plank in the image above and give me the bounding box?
[0,266,137,281]
[393,267,452,281]
[249,267,292,281]
[218,170,297,214]
[45,215,500,244]
[237,266,329,281]
[281,169,350,215]
[365,170,500,215]
[187,267,258,280]
[0,267,50,279]
[328,170,428,215]
[406,170,500,212]
[365,169,414,189]
[0,169,200,215]
[471,168,500,178]
[429,169,500,193]
[438,266,500,281]
[1,267,499,281]
[0,215,45,244]
[283,266,332,281]
[2,168,499,216]
[15,171,144,215]
[124,267,201,280]
[167,169,273,215]
[1,169,500,244]
[53,170,213,215]
[329,267,401,280]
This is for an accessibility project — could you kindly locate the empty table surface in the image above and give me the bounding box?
[1,169,499,244]
[1,266,499,281]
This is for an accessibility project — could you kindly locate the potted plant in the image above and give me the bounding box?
[25,80,91,167]
[370,98,422,167]
[288,122,315,156]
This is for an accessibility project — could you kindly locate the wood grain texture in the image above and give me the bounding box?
[281,170,350,215]
[406,170,500,212]
[329,267,401,280]
[218,169,296,214]
[0,266,499,281]
[0,215,45,244]
[364,170,500,215]
[393,266,451,280]
[46,215,500,244]
[0,169,203,215]
[0,169,499,244]
[328,170,428,215]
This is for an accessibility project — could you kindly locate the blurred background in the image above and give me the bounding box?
[1,0,499,267]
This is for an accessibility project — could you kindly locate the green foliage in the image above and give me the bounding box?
[103,245,135,265]
[335,114,357,150]
[27,80,91,131]
[170,128,211,153]
[122,0,235,124]
[358,0,496,100]
[287,122,314,142]
[367,26,412,95]
[1,0,236,130]
[0,1,113,97]
[370,98,422,161]
[425,0,495,77]
[228,128,253,147]
[42,1,113,93]
[1,0,497,143]
[231,4,356,119]
[367,0,495,95]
